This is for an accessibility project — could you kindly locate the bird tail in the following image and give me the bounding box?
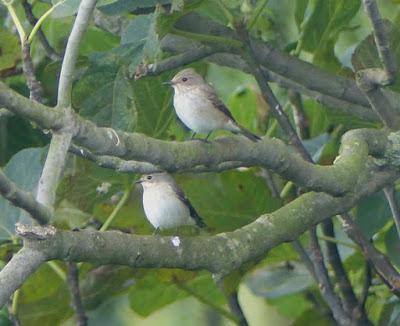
[236,125,261,142]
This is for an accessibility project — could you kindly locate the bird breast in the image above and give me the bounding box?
[173,88,231,133]
[142,185,193,229]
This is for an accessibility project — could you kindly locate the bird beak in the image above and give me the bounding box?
[163,80,174,86]
[135,180,142,184]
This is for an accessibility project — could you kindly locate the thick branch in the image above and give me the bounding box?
[0,247,46,308]
[0,168,51,224]
[0,82,388,196]
[0,160,396,308]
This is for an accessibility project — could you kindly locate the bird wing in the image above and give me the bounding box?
[175,188,206,228]
[204,84,237,123]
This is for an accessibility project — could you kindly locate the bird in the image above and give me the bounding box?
[164,68,261,142]
[136,172,206,231]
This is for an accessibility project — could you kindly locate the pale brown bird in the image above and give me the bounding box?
[165,68,260,141]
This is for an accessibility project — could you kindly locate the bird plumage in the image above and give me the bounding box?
[168,68,260,141]
[138,172,205,230]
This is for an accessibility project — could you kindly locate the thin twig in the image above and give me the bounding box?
[21,42,44,103]
[134,45,224,80]
[362,0,397,84]
[0,167,51,224]
[321,220,360,315]
[340,213,400,296]
[383,185,400,239]
[288,90,309,140]
[309,227,351,325]
[67,263,88,326]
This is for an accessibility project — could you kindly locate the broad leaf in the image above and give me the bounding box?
[0,31,19,71]
[245,262,314,299]
[0,148,46,241]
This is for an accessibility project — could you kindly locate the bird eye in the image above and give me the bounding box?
[146,175,152,180]
[182,77,188,82]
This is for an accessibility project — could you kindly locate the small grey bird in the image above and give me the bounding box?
[165,68,260,141]
[137,172,205,230]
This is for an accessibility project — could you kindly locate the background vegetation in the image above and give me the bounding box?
[1,0,400,325]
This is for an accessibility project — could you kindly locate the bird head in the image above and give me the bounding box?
[164,68,205,91]
[136,172,175,189]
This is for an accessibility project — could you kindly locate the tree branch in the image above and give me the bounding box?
[339,213,400,296]
[0,81,390,196]
[322,220,358,309]
[0,158,396,308]
[0,167,51,225]
[36,0,97,210]
[309,228,351,325]
[362,0,397,84]
[57,0,98,109]
[0,247,46,308]
[67,263,87,326]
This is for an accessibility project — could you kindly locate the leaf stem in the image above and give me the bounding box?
[100,187,131,232]
[28,4,59,44]
[248,0,269,31]
[3,1,27,43]
[47,261,67,281]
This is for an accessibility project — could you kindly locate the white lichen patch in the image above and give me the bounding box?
[171,236,181,247]
[96,182,111,194]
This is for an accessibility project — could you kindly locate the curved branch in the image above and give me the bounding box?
[0,247,46,308]
[0,82,390,196]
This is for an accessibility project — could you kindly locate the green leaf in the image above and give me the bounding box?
[128,272,186,316]
[354,191,391,238]
[292,308,335,326]
[51,0,81,18]
[97,0,171,15]
[132,71,175,137]
[298,0,361,71]
[176,170,281,231]
[18,264,72,326]
[81,266,135,310]
[302,100,329,137]
[129,271,224,317]
[302,133,329,162]
[245,262,314,299]
[0,31,20,71]
[268,293,313,320]
[385,224,400,268]
[0,148,46,241]
[72,44,142,130]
